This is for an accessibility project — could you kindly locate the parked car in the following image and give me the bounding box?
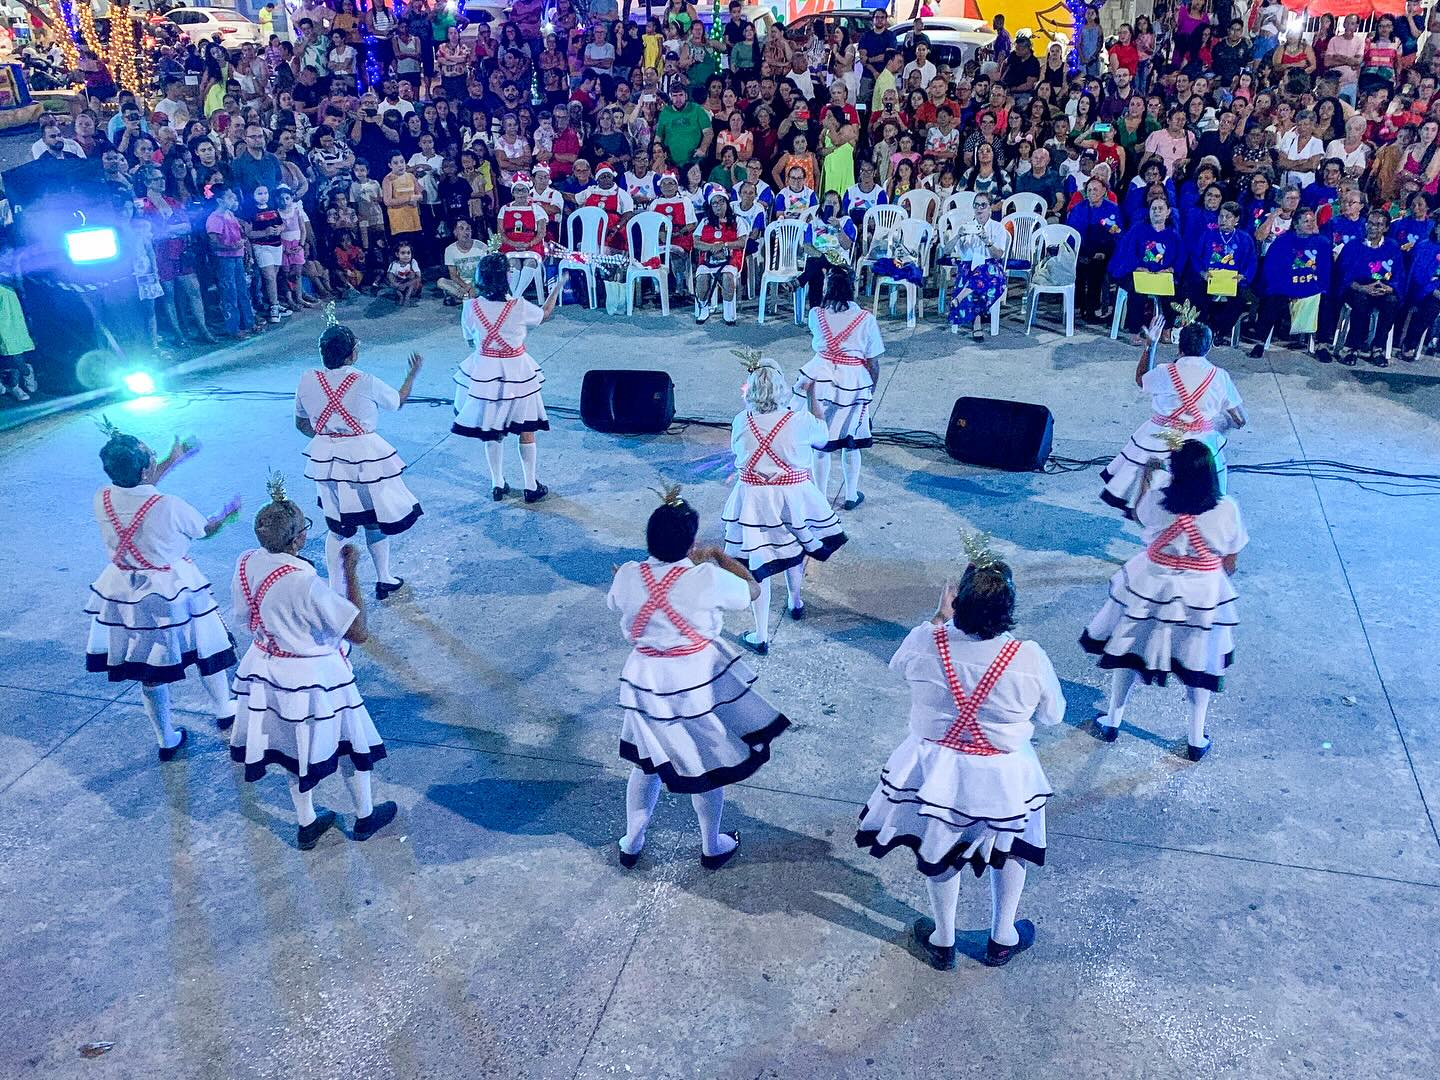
[163,5,265,49]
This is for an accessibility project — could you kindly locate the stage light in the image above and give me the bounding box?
[64,226,119,265]
[122,370,156,396]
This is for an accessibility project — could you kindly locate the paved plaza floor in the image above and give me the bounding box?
[1,297,1437,1079]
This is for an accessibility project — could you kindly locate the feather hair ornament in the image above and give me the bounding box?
[961,530,1002,571]
[96,414,125,440]
[651,484,686,508]
[266,469,289,505]
[732,347,763,373]
[323,301,340,328]
[1174,300,1201,328]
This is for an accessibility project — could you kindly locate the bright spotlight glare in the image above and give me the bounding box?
[122,371,156,396]
[64,226,119,264]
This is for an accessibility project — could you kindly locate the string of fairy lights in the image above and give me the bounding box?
[47,0,152,98]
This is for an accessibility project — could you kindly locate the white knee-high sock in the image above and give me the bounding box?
[925,870,962,947]
[751,576,772,643]
[841,448,862,502]
[324,532,346,594]
[365,528,394,585]
[722,295,736,322]
[783,562,804,611]
[1105,669,1139,727]
[519,441,538,490]
[344,765,374,817]
[691,786,737,857]
[201,670,236,721]
[989,860,1027,946]
[141,684,178,748]
[1185,686,1213,746]
[484,440,506,489]
[813,451,833,500]
[288,778,317,827]
[620,767,662,854]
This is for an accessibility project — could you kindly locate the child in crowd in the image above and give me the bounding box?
[386,240,423,305]
[248,185,290,324]
[333,230,366,291]
[350,160,385,252]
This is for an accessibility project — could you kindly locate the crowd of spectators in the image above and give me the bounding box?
[8,0,1440,402]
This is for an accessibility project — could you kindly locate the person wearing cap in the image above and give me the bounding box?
[694,184,750,325]
[650,171,698,296]
[577,162,637,250]
[497,174,550,302]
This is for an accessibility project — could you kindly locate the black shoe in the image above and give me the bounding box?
[353,800,397,841]
[739,631,769,656]
[617,840,642,868]
[492,483,511,501]
[1247,343,1264,360]
[444,296,459,307]
[157,726,188,762]
[700,831,740,869]
[1187,736,1212,762]
[788,603,805,621]
[1337,349,1358,367]
[1096,717,1119,743]
[297,808,337,850]
[1314,346,1333,364]
[841,492,865,511]
[981,919,1036,967]
[524,482,549,504]
[375,577,405,600]
[1368,349,1388,368]
[216,711,235,732]
[1402,348,1420,363]
[911,916,956,971]
[724,317,737,326]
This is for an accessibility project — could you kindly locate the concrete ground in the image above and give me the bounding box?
[1,293,1438,1080]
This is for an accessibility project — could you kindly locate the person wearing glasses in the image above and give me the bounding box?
[294,320,424,600]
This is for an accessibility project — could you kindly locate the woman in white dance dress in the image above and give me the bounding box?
[86,419,241,759]
[792,267,884,510]
[1101,319,1246,516]
[228,475,396,850]
[857,554,1064,970]
[452,252,560,504]
[296,317,424,598]
[607,487,790,870]
[723,354,848,655]
[1083,439,1248,759]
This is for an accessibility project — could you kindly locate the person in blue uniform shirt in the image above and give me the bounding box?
[1398,231,1440,362]
[1110,195,1184,344]
[1067,176,1124,322]
[1247,206,1330,357]
[1184,201,1257,342]
[1323,208,1408,367]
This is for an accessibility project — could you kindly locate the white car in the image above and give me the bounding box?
[164,5,266,49]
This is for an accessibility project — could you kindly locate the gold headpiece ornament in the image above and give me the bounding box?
[484,233,504,254]
[1174,300,1201,328]
[96,414,125,440]
[323,301,340,328]
[962,530,1002,571]
[651,484,686,508]
[1159,427,1188,452]
[266,468,289,505]
[732,347,763,373]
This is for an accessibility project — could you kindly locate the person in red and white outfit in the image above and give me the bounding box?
[577,161,635,251]
[452,253,560,503]
[1083,439,1248,760]
[722,355,848,654]
[857,553,1064,970]
[693,184,749,325]
[529,163,566,241]
[1101,319,1246,516]
[228,476,396,851]
[650,170,697,296]
[497,174,550,302]
[86,421,242,760]
[607,487,789,871]
[792,267,885,510]
[296,320,424,599]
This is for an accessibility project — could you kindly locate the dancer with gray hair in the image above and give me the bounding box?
[722,353,847,655]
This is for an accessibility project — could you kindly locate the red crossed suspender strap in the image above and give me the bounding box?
[1153,365,1218,433]
[471,298,524,358]
[237,552,304,657]
[1146,514,1223,572]
[931,627,1022,756]
[312,371,365,437]
[740,411,811,486]
[818,309,870,365]
[629,564,713,657]
[103,490,171,571]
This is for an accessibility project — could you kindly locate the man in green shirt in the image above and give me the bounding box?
[655,85,713,168]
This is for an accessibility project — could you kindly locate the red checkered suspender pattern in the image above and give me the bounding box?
[471,298,525,358]
[818,309,870,366]
[1146,514,1222,572]
[312,371,365,437]
[103,490,170,571]
[740,411,811,486]
[238,552,304,658]
[630,564,713,657]
[931,627,1022,756]
[1151,365,1217,433]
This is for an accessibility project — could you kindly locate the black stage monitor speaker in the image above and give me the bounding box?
[945,396,1054,472]
[580,369,676,434]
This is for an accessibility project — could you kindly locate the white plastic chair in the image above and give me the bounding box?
[1332,302,1395,360]
[505,252,546,306]
[1002,192,1049,219]
[1000,211,1046,309]
[899,187,939,225]
[871,219,935,326]
[856,204,907,286]
[934,209,973,309]
[757,219,806,325]
[558,206,608,309]
[942,190,976,221]
[625,211,673,315]
[1023,224,1080,338]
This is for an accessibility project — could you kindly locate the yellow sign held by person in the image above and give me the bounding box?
[1206,270,1239,297]
[1133,270,1175,297]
